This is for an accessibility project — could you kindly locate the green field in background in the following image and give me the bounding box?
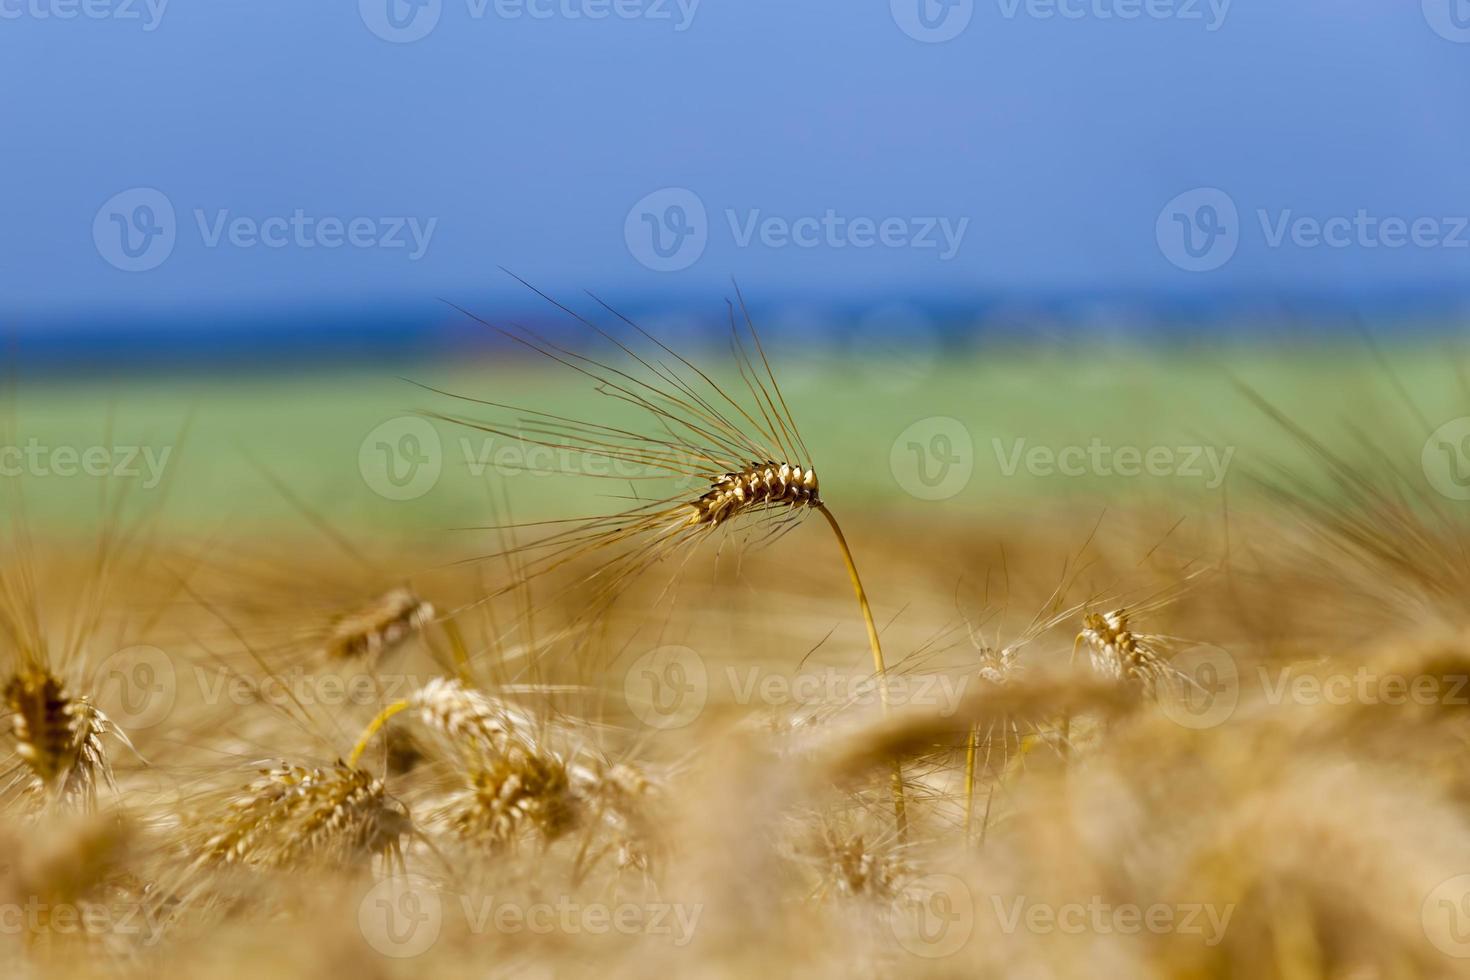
[4,344,1464,536]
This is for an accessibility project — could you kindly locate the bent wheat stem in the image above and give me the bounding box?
[815,502,907,838]
[348,699,411,767]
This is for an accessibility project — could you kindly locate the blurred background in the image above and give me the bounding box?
[3,1,1468,534]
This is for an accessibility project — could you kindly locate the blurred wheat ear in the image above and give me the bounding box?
[416,277,908,835]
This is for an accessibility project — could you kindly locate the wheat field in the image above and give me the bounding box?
[5,309,1470,979]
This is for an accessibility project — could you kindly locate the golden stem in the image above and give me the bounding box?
[1062,633,1085,764]
[347,699,411,768]
[442,618,472,682]
[815,502,908,839]
[963,723,978,846]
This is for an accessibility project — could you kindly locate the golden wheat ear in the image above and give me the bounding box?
[321,588,436,661]
[3,668,139,813]
[348,679,659,867]
[433,281,909,835]
[197,761,410,871]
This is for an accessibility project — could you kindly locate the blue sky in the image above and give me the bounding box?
[3,0,1468,325]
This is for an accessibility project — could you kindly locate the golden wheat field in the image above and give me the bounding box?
[7,312,1470,980]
